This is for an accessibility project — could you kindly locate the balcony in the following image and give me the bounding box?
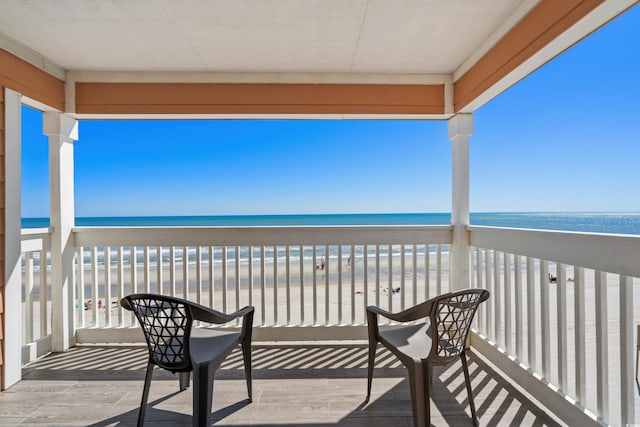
[2,1,640,426]
[16,224,640,426]
[3,343,558,426]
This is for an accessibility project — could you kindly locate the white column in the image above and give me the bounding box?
[448,113,473,291]
[3,88,22,388]
[43,112,78,352]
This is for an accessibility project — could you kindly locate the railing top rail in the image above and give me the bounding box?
[469,225,640,278]
[73,225,453,247]
[21,227,52,236]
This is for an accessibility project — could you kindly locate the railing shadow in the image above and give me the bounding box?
[20,344,560,426]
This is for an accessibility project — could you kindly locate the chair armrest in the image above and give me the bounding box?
[366,305,399,322]
[191,304,254,341]
[225,306,255,341]
[366,298,434,323]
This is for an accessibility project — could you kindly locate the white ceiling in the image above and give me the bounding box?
[0,0,528,77]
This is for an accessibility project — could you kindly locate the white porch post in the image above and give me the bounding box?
[3,88,22,388]
[43,112,78,352]
[448,113,473,291]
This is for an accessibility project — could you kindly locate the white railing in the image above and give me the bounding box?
[469,226,640,427]
[20,228,52,363]
[22,223,640,425]
[72,226,452,341]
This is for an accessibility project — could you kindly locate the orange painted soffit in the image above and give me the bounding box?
[454,0,604,112]
[75,83,445,115]
[0,49,64,111]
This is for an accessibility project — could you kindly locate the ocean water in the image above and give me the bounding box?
[21,212,640,235]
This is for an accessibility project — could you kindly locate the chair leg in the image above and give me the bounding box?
[138,360,155,427]
[407,362,427,427]
[366,342,377,402]
[241,341,252,401]
[461,352,478,427]
[192,363,215,427]
[179,372,190,391]
[424,363,431,427]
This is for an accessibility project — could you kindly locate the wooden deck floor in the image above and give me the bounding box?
[1,344,560,426]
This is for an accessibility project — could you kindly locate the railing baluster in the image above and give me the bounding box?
[425,244,430,300]
[485,249,493,340]
[540,260,550,379]
[514,254,523,361]
[324,245,329,325]
[388,244,393,314]
[208,246,214,307]
[130,247,137,323]
[363,245,369,315]
[182,246,189,299]
[222,245,228,313]
[196,246,202,304]
[504,252,512,354]
[91,247,99,327]
[594,270,609,421]
[274,245,278,325]
[375,245,380,309]
[574,266,585,403]
[526,256,536,370]
[117,247,124,326]
[249,246,254,311]
[157,246,163,295]
[493,250,501,346]
[25,252,34,343]
[400,244,406,311]
[77,247,85,328]
[236,246,241,325]
[557,263,567,390]
[619,275,634,425]
[350,245,355,324]
[41,249,49,335]
[286,246,291,325]
[475,248,484,333]
[436,245,442,295]
[260,246,266,325]
[169,246,176,297]
[412,244,417,307]
[105,247,112,326]
[143,246,150,294]
[338,245,343,325]
[299,245,304,324]
[312,245,317,325]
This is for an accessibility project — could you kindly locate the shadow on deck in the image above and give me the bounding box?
[2,344,559,426]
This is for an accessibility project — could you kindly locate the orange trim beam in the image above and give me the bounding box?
[0,50,64,111]
[454,0,605,112]
[75,83,445,115]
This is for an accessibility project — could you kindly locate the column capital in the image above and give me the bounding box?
[43,112,78,141]
[448,113,473,140]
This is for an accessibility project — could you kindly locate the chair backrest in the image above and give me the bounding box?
[122,294,194,372]
[428,289,490,363]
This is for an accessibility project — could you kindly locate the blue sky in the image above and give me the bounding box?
[21,4,640,218]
